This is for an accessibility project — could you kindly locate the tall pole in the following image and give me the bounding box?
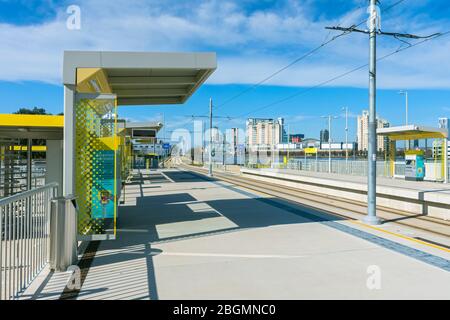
[328,116,332,173]
[209,98,213,176]
[223,132,226,167]
[399,90,409,150]
[405,91,410,150]
[272,121,275,166]
[365,0,381,225]
[202,120,205,165]
[287,124,290,163]
[405,91,409,126]
[27,138,32,190]
[346,108,349,168]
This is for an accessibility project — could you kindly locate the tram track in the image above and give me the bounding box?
[182,165,450,239]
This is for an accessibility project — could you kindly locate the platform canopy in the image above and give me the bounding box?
[0,114,64,140]
[63,51,217,106]
[377,125,448,141]
[118,121,163,137]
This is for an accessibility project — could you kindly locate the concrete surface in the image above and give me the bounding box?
[23,169,450,300]
[241,168,450,220]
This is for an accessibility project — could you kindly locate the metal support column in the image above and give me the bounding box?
[364,0,382,225]
[26,138,32,190]
[208,98,213,177]
[63,85,76,196]
[390,139,396,178]
[444,138,448,183]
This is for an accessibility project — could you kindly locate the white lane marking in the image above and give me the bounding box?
[149,252,305,259]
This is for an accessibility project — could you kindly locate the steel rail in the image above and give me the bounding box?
[183,165,450,238]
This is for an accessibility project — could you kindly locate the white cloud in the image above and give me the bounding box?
[0,0,449,90]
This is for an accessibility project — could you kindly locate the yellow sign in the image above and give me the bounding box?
[10,146,47,152]
[304,147,318,154]
[405,150,424,156]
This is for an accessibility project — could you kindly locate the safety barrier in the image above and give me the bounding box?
[0,183,58,300]
[265,159,449,182]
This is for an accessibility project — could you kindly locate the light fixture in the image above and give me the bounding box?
[89,79,101,93]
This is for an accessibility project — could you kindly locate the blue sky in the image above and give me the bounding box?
[0,0,449,142]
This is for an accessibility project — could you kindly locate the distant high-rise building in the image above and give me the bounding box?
[439,117,449,129]
[246,118,284,148]
[320,129,329,144]
[211,126,221,143]
[289,134,305,143]
[230,128,239,164]
[432,140,450,158]
[357,110,390,152]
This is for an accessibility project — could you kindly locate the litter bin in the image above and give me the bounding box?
[49,196,78,271]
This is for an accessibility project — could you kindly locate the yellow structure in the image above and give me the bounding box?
[9,146,47,152]
[304,147,318,154]
[0,114,64,128]
[378,125,448,183]
[63,51,217,241]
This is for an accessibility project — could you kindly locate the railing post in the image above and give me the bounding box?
[49,196,78,272]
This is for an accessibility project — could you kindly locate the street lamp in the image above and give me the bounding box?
[398,90,409,125]
[342,107,349,172]
[321,115,339,173]
[399,90,409,150]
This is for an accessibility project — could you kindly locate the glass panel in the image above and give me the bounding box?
[75,95,117,240]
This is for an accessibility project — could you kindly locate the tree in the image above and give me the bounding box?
[14,107,48,115]
[14,107,49,150]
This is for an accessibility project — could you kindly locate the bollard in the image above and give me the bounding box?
[49,196,78,271]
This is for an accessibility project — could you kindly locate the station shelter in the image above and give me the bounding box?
[118,121,164,170]
[377,125,449,183]
[0,114,64,197]
[62,51,216,241]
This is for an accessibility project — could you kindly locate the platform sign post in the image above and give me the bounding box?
[305,148,318,173]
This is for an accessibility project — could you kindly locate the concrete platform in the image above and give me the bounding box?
[241,168,450,220]
[22,169,450,300]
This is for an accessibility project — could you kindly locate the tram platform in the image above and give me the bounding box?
[22,169,450,300]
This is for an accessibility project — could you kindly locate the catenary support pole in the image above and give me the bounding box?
[328,116,332,173]
[344,107,349,172]
[364,0,382,225]
[209,98,213,177]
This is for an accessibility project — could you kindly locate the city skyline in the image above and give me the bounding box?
[1,1,450,142]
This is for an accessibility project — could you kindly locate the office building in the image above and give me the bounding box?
[211,126,221,144]
[439,117,449,130]
[230,128,239,164]
[432,140,450,158]
[320,129,329,144]
[357,110,390,152]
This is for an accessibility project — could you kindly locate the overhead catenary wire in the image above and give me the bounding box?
[214,30,449,127]
[213,0,407,114]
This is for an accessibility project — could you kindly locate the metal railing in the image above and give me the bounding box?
[282,159,393,177]
[246,158,450,182]
[0,183,58,300]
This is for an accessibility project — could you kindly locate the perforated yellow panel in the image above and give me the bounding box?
[75,97,117,238]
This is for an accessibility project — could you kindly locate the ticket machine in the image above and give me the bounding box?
[405,150,425,181]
